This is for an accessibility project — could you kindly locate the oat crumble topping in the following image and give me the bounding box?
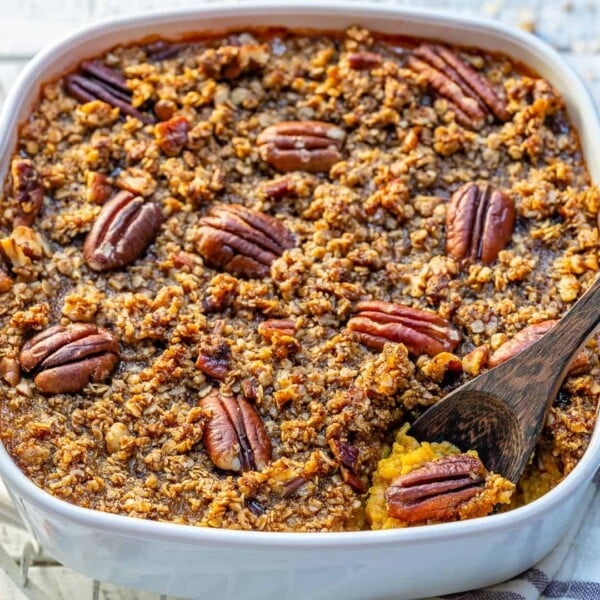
[0,27,598,531]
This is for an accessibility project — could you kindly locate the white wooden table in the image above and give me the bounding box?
[0,0,599,598]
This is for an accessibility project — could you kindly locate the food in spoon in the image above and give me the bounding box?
[367,426,514,528]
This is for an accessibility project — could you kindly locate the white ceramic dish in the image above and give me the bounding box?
[0,3,599,599]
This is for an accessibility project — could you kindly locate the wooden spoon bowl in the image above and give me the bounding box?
[410,275,600,482]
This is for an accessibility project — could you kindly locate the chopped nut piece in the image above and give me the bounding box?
[341,467,366,493]
[329,439,359,470]
[154,116,189,156]
[0,227,50,270]
[0,268,12,293]
[346,52,382,70]
[116,167,157,197]
[76,100,119,128]
[260,177,297,200]
[86,172,112,204]
[11,158,44,227]
[154,99,177,121]
[462,346,489,377]
[198,44,270,80]
[196,336,232,380]
[0,357,20,386]
[258,318,295,341]
[420,352,462,382]
[106,422,129,454]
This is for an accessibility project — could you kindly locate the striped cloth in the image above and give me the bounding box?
[428,470,600,600]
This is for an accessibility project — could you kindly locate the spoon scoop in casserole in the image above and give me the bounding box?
[410,275,600,483]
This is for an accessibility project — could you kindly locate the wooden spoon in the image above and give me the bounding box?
[410,275,600,482]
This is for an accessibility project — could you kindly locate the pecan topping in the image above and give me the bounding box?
[257,121,345,173]
[65,60,154,124]
[281,476,306,497]
[19,323,119,394]
[329,439,359,471]
[195,204,294,278]
[341,468,366,494]
[145,41,184,62]
[246,498,265,516]
[489,320,588,373]
[83,191,163,271]
[258,318,295,341]
[446,182,515,265]
[154,99,177,122]
[11,158,44,227]
[260,177,297,201]
[154,116,189,156]
[407,44,510,130]
[346,52,382,70]
[196,336,232,381]
[0,357,20,386]
[86,172,112,204]
[198,44,270,80]
[200,390,272,472]
[258,318,298,359]
[0,226,49,272]
[385,454,486,522]
[0,265,12,293]
[347,300,461,357]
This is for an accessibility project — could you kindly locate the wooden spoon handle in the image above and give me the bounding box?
[507,274,600,390]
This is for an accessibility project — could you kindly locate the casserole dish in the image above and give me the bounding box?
[0,2,599,598]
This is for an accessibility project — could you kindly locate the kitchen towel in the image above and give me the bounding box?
[428,470,600,600]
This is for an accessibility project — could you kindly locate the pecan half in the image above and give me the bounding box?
[19,323,119,394]
[83,191,163,271]
[257,121,345,173]
[195,204,294,278]
[489,320,588,373]
[11,158,44,227]
[407,44,510,130]
[65,60,154,124]
[446,182,515,265]
[154,116,189,156]
[200,390,272,472]
[385,454,486,522]
[196,336,232,381]
[347,300,461,357]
